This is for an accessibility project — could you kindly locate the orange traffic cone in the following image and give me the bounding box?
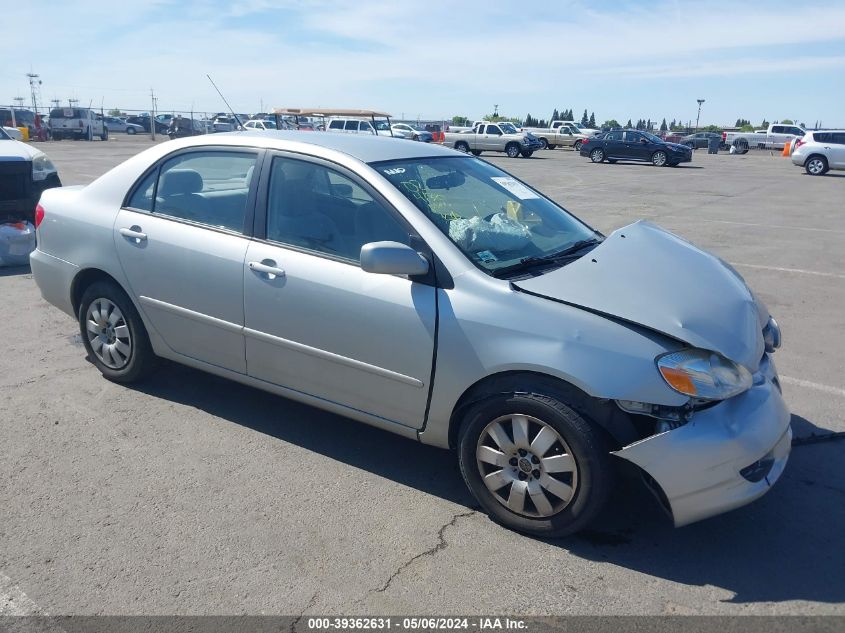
[782,141,791,157]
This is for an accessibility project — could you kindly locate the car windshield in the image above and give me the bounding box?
[372,156,597,277]
[499,123,518,133]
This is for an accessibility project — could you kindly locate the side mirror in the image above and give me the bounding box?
[360,241,429,276]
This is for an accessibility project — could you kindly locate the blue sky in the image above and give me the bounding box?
[2,0,844,126]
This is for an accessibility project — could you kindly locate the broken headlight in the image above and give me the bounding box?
[656,349,752,401]
[763,316,781,353]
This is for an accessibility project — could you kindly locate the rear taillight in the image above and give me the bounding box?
[35,204,45,228]
[582,138,590,144]
[722,132,727,141]
[794,138,806,148]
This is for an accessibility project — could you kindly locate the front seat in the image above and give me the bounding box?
[267,173,348,257]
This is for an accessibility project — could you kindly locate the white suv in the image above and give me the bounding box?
[326,118,408,138]
[791,130,845,175]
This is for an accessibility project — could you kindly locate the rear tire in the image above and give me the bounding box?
[455,141,470,153]
[506,143,521,158]
[589,148,605,163]
[805,155,828,175]
[127,127,136,135]
[547,144,556,150]
[458,389,615,538]
[78,281,157,383]
[471,150,482,156]
[573,140,583,151]
[521,150,533,158]
[734,139,749,155]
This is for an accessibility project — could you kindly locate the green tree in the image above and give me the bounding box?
[660,118,668,132]
[602,119,620,129]
[108,108,123,117]
[452,115,469,126]
[760,119,769,128]
[581,109,589,126]
[740,124,755,132]
[626,119,633,128]
[588,112,596,127]
[781,119,793,125]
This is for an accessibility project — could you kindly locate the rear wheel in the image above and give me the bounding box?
[590,148,605,163]
[471,149,482,156]
[805,155,828,175]
[455,141,470,153]
[127,127,136,135]
[573,140,583,151]
[734,139,749,154]
[78,281,157,383]
[458,390,614,537]
[521,150,533,158]
[506,143,521,158]
[547,144,556,150]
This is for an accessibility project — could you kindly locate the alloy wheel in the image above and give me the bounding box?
[85,298,132,369]
[590,149,604,163]
[476,414,578,518]
[807,158,825,175]
[652,151,667,166]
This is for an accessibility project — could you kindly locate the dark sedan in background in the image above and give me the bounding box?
[680,131,722,149]
[580,130,693,166]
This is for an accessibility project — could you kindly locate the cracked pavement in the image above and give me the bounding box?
[1,138,844,615]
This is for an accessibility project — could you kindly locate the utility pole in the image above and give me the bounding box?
[69,98,78,108]
[27,72,41,115]
[493,104,499,117]
[50,99,60,111]
[695,99,705,132]
[150,88,156,140]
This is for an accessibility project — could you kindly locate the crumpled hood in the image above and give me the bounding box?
[665,142,692,152]
[513,221,766,370]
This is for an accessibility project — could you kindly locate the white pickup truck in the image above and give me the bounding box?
[441,122,539,158]
[49,107,108,141]
[521,121,589,150]
[723,123,806,153]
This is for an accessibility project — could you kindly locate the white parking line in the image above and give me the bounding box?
[781,376,845,399]
[0,572,42,615]
[731,263,845,279]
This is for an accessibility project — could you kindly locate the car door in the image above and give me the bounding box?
[242,153,437,428]
[622,131,648,160]
[483,124,503,150]
[114,148,261,373]
[827,132,845,168]
[602,130,624,157]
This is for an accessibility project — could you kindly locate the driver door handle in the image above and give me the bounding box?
[249,260,286,278]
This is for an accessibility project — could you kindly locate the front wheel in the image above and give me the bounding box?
[458,390,614,537]
[590,148,605,163]
[521,150,533,158]
[538,138,549,150]
[805,156,828,175]
[127,127,136,135]
[505,143,521,158]
[78,281,157,383]
[471,149,482,156]
[651,150,668,166]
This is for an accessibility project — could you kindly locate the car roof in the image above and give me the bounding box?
[175,130,456,162]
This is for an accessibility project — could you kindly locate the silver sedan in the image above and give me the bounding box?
[30,131,790,537]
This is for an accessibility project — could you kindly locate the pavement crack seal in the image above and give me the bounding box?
[290,591,319,633]
[374,510,476,594]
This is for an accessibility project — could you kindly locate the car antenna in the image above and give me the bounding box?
[206,74,243,131]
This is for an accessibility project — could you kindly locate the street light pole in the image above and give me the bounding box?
[695,99,705,132]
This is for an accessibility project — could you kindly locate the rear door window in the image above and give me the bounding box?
[151,151,258,232]
[328,120,344,130]
[771,125,785,134]
[832,133,845,144]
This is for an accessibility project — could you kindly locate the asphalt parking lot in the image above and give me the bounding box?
[1,135,844,616]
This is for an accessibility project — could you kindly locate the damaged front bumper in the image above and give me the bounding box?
[613,354,791,527]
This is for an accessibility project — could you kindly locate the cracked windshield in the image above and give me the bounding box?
[373,156,597,277]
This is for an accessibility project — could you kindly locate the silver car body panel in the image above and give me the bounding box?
[513,221,766,371]
[31,130,791,528]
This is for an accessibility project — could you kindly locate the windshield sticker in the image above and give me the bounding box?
[383,167,405,175]
[491,177,539,200]
[476,250,498,263]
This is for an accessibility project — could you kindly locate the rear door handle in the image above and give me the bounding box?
[249,260,286,278]
[119,227,147,241]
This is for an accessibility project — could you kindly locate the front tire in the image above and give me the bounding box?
[78,281,157,383]
[521,150,533,158]
[458,390,614,538]
[471,149,482,156]
[805,155,828,175]
[538,138,549,150]
[506,143,521,158]
[590,148,605,163]
[127,127,136,135]
[651,150,668,166]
